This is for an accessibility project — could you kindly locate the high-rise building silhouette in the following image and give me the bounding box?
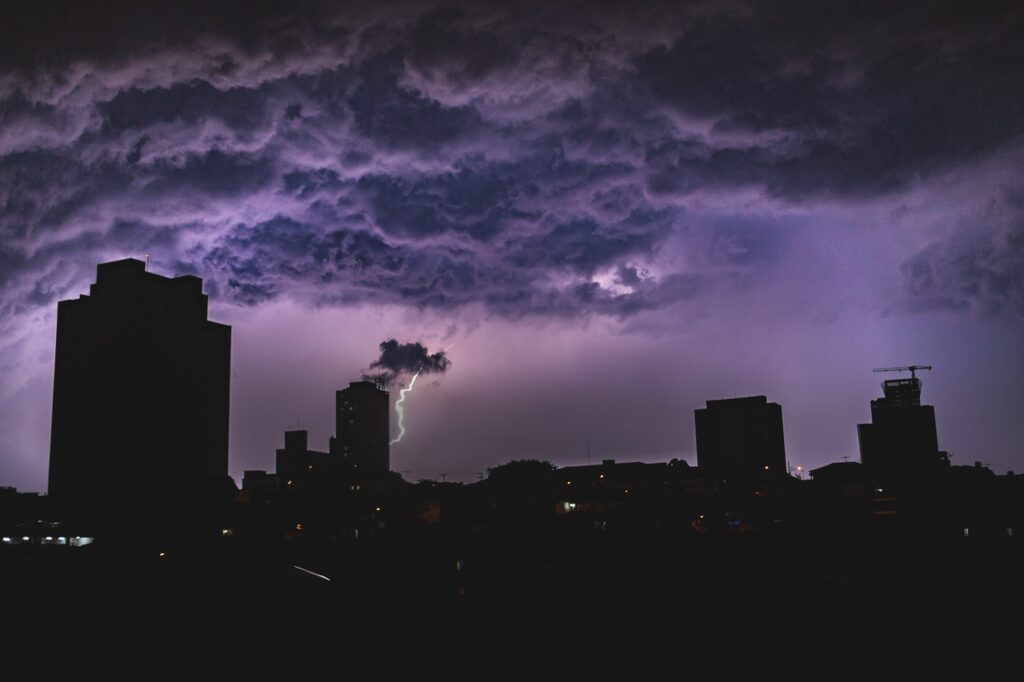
[330,380,390,475]
[858,376,946,473]
[695,396,786,476]
[47,259,231,501]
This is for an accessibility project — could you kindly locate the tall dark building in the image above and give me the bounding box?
[695,396,787,476]
[329,380,390,475]
[858,377,946,473]
[48,259,231,501]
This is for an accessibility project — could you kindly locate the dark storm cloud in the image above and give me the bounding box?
[349,50,484,150]
[367,338,451,385]
[0,0,1021,326]
[634,1,1024,198]
[0,0,356,72]
[901,185,1024,316]
[356,169,510,240]
[507,209,674,274]
[405,8,517,87]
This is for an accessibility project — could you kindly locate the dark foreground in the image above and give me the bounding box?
[4,531,1021,678]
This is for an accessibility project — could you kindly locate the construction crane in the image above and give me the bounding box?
[873,365,932,379]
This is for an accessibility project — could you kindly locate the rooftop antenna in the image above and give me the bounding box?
[144,253,150,271]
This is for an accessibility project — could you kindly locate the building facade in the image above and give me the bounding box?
[695,396,787,476]
[857,377,946,473]
[48,259,231,501]
[276,429,337,491]
[330,381,390,476]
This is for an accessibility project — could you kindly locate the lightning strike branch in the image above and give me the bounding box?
[390,371,420,445]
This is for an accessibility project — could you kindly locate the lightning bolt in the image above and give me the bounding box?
[390,371,420,445]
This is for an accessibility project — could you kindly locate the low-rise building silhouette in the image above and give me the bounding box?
[242,469,279,494]
[277,429,336,491]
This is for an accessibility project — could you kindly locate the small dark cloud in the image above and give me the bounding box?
[126,135,150,165]
[615,264,642,288]
[367,338,451,385]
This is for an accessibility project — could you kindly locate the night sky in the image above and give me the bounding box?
[1,1,1022,491]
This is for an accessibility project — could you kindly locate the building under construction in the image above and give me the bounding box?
[858,366,948,474]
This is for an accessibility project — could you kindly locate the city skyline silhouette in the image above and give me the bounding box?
[22,256,999,496]
[5,253,1022,676]
[1,1,1022,674]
